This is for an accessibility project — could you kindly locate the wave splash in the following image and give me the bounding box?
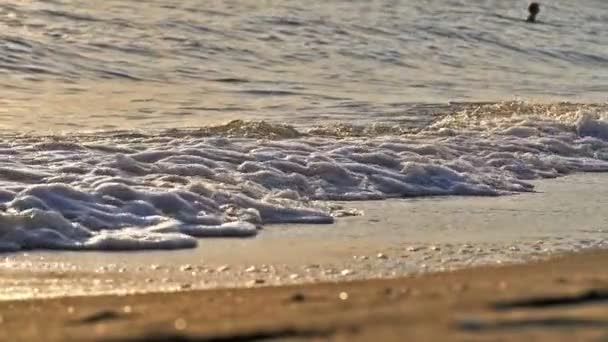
[1,102,608,251]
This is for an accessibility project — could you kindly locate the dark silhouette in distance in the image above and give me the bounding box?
[527,2,540,22]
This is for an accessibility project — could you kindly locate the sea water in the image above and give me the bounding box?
[0,0,607,251]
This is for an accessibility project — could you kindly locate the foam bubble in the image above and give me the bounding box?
[0,102,607,251]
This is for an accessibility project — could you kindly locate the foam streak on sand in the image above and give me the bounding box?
[1,103,608,251]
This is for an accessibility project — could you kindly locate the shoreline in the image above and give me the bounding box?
[2,172,608,300]
[2,249,608,341]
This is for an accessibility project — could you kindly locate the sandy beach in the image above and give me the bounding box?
[2,249,608,341]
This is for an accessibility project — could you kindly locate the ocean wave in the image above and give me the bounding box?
[1,102,607,251]
[1,0,608,131]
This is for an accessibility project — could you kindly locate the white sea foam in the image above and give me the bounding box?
[1,102,608,251]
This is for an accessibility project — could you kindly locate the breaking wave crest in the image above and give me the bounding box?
[1,102,608,251]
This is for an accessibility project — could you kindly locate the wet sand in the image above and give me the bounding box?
[2,173,608,300]
[2,249,608,341]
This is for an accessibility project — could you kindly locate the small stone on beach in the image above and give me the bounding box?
[289,293,306,302]
[340,269,354,276]
[377,253,388,259]
[247,279,265,286]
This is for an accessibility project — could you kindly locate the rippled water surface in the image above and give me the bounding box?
[1,0,607,131]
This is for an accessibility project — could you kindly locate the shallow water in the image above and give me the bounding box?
[1,102,608,250]
[3,174,608,300]
[1,0,607,131]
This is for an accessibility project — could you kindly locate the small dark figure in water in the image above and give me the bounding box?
[527,2,540,22]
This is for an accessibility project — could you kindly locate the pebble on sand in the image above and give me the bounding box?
[247,279,265,286]
[340,269,354,276]
[289,293,306,302]
[180,265,193,272]
[377,253,388,259]
[216,265,230,272]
